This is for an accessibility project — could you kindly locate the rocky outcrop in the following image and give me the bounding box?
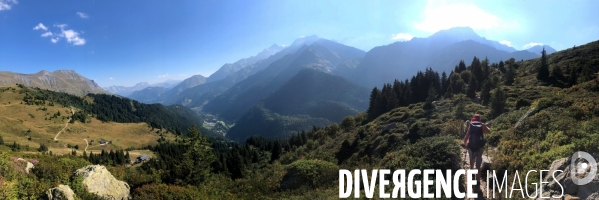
[12,157,35,174]
[538,156,599,200]
[45,184,75,200]
[74,165,130,200]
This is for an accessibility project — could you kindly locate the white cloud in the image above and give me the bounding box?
[41,32,53,37]
[499,40,512,47]
[33,23,48,31]
[54,24,67,29]
[391,33,414,41]
[76,12,88,19]
[34,23,86,45]
[415,2,502,33]
[0,0,17,11]
[109,77,114,80]
[60,29,86,45]
[158,74,169,78]
[523,42,544,49]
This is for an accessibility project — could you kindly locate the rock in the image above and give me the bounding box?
[74,165,130,200]
[16,158,35,174]
[382,122,397,133]
[46,184,75,200]
[539,155,599,200]
[564,194,580,200]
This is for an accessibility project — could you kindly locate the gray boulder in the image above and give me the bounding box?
[16,158,35,173]
[538,156,599,200]
[74,165,130,200]
[45,184,75,200]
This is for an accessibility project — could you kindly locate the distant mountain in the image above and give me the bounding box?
[104,82,150,96]
[207,44,285,82]
[227,69,369,141]
[424,40,539,72]
[149,79,182,89]
[350,27,541,87]
[526,45,557,55]
[427,27,517,52]
[104,79,181,97]
[202,38,365,121]
[0,70,106,96]
[166,75,207,95]
[127,86,170,103]
[157,35,330,106]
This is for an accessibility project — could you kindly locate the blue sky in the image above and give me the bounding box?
[1,0,598,87]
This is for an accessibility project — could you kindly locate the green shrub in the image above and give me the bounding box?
[280,159,339,189]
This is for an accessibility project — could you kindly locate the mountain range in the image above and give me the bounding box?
[1,26,561,142]
[348,27,543,87]
[206,44,285,82]
[104,79,181,97]
[0,70,106,96]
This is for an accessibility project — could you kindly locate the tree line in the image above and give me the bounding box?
[18,86,208,136]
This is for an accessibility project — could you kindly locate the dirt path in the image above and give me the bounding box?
[461,146,494,200]
[53,107,74,141]
[83,139,89,152]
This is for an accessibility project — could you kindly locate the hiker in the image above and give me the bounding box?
[463,113,491,182]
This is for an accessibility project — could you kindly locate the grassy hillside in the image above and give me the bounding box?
[0,85,176,156]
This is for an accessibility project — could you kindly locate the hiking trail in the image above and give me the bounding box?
[460,145,495,200]
[83,139,89,152]
[53,107,74,141]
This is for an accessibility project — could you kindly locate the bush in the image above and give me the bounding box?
[515,98,531,110]
[132,183,208,200]
[280,159,339,189]
[407,120,440,143]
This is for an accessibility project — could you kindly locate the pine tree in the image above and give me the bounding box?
[498,60,506,73]
[367,87,382,121]
[471,56,483,86]
[454,94,466,118]
[423,86,437,110]
[441,72,448,97]
[480,81,492,106]
[569,66,578,85]
[83,151,88,160]
[271,140,281,162]
[537,47,550,81]
[490,87,506,118]
[458,60,467,72]
[176,125,216,185]
[466,77,477,99]
[482,57,490,80]
[445,84,453,99]
[504,64,515,86]
[0,135,3,145]
[125,151,130,163]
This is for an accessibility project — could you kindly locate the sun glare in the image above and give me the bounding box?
[415,2,500,33]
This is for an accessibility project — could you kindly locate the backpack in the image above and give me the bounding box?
[467,122,485,151]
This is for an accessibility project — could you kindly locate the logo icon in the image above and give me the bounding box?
[570,151,597,185]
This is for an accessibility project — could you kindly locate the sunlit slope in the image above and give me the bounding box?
[0,85,174,156]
